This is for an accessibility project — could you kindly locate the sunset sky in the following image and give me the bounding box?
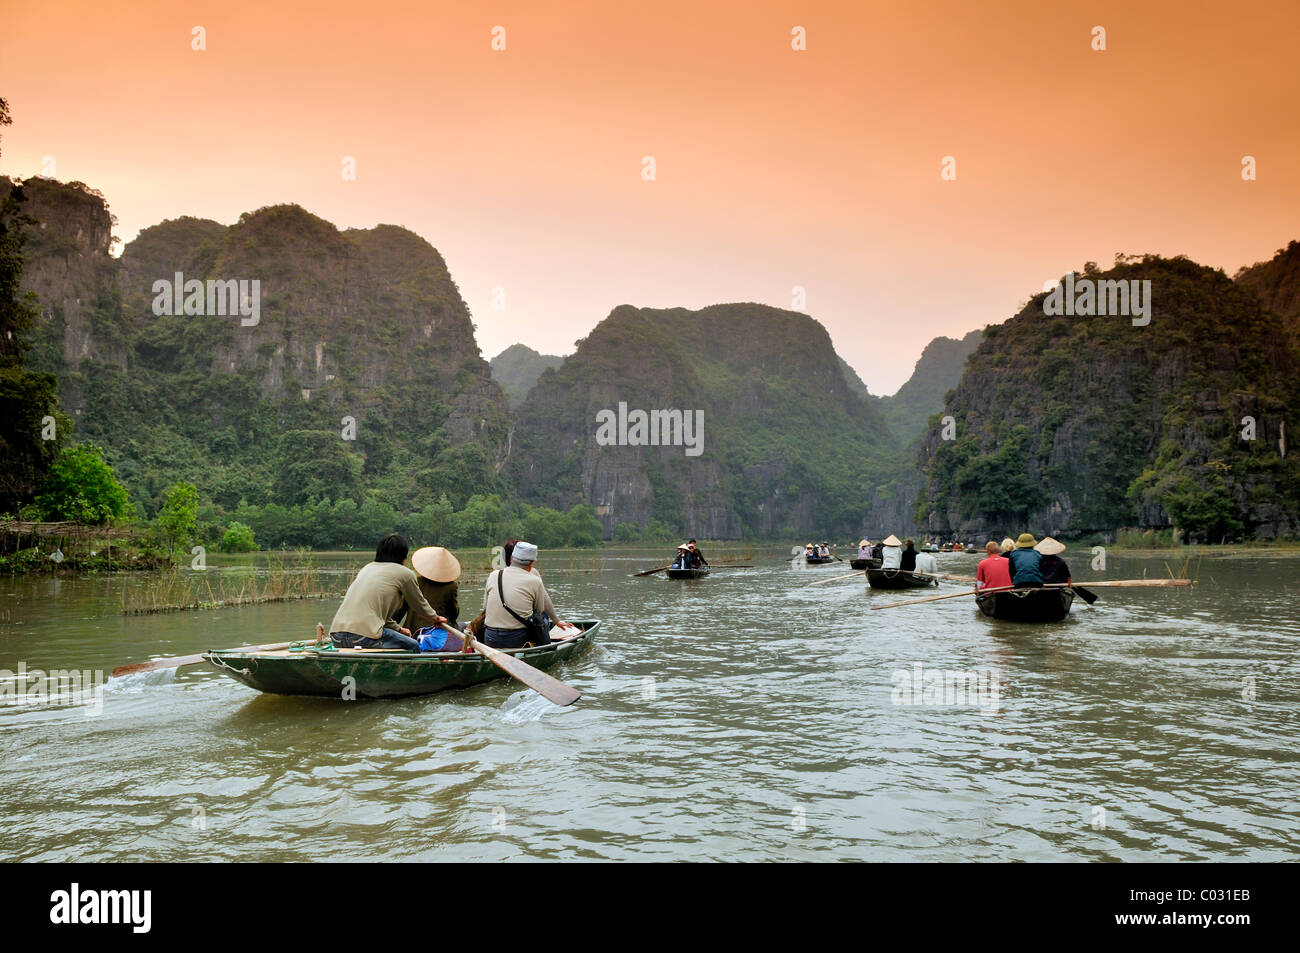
[2,0,1297,393]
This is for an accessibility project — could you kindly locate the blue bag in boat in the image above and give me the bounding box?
[416,626,463,652]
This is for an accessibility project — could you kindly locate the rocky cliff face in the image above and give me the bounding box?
[916,255,1300,541]
[509,303,901,538]
[11,179,511,514]
[0,178,127,389]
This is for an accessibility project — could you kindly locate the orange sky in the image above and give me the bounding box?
[2,0,1297,393]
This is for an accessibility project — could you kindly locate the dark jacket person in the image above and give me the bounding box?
[1035,537,1071,585]
[900,540,918,572]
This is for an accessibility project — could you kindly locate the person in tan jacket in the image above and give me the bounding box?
[329,534,446,651]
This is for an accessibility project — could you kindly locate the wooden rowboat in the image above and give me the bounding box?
[202,620,600,699]
[666,567,710,579]
[976,588,1074,622]
[805,555,836,565]
[867,567,938,589]
[850,557,881,570]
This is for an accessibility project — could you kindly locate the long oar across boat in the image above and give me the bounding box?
[202,620,600,700]
[871,579,1191,621]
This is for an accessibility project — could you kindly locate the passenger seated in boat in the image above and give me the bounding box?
[805,542,814,558]
[1000,537,1016,555]
[329,534,447,651]
[871,539,884,561]
[481,541,572,649]
[1034,537,1071,585]
[407,546,462,630]
[1005,533,1044,588]
[900,539,918,572]
[858,539,872,559]
[880,535,902,569]
[914,550,937,575]
[976,541,1012,590]
[671,544,691,569]
[687,540,708,568]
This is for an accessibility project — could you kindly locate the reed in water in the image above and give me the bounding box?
[121,551,338,614]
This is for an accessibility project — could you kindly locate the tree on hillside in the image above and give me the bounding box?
[155,481,200,551]
[33,443,132,525]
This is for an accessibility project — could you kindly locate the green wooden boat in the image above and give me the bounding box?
[203,620,600,699]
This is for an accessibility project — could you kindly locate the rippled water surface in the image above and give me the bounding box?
[1,546,1297,861]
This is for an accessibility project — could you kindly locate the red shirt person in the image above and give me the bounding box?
[976,540,1013,590]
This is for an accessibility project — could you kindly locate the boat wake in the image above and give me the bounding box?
[106,667,179,693]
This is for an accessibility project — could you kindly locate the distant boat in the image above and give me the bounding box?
[867,567,937,589]
[203,621,600,698]
[805,554,836,565]
[976,588,1074,622]
[666,567,710,579]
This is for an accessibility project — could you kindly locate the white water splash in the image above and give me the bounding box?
[499,689,561,724]
[106,667,179,694]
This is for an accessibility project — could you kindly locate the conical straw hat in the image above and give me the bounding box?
[411,546,461,583]
[882,534,902,546]
[1034,536,1066,555]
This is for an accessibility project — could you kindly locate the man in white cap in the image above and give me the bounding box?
[481,540,570,649]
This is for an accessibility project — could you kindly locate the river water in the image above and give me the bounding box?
[1,545,1296,861]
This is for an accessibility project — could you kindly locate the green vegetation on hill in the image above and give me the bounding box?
[491,343,565,406]
[918,256,1300,540]
[511,302,902,538]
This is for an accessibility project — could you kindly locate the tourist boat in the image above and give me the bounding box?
[805,554,836,565]
[666,567,710,579]
[867,567,938,589]
[850,557,881,570]
[202,621,601,699]
[975,588,1074,622]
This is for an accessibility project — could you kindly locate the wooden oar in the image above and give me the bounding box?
[443,624,581,707]
[111,639,296,677]
[632,564,673,577]
[1072,585,1098,605]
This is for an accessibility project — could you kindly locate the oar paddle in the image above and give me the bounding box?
[443,624,581,707]
[1072,584,1098,605]
[112,639,297,677]
[632,564,673,577]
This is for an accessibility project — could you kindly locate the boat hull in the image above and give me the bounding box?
[976,588,1074,622]
[666,568,710,579]
[805,556,836,565]
[867,568,938,589]
[850,558,881,570]
[203,621,600,699]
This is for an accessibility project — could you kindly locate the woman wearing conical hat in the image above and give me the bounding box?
[408,545,463,629]
[880,534,903,569]
[1034,537,1071,585]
